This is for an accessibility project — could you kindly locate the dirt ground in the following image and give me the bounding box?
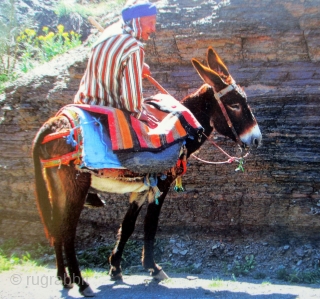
[73,233,320,285]
[1,266,320,299]
[2,233,320,299]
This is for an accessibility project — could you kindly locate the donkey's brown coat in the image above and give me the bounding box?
[32,48,261,296]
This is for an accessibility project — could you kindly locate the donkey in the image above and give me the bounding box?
[32,47,262,296]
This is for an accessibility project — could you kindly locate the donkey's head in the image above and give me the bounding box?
[192,47,262,148]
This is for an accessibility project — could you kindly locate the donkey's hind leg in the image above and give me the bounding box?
[64,234,94,297]
[54,238,73,288]
[46,167,74,288]
[109,191,148,280]
[57,167,93,296]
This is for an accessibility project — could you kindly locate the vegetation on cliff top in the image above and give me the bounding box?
[0,0,125,94]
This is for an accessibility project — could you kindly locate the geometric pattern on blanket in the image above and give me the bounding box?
[59,103,202,153]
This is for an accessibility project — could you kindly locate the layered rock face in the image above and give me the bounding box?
[0,0,320,244]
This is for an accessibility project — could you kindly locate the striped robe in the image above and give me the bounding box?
[74,19,145,115]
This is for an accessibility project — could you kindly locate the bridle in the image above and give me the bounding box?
[213,82,242,145]
[196,82,250,165]
[145,75,249,166]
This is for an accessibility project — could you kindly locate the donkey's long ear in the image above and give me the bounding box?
[192,58,227,90]
[207,47,230,79]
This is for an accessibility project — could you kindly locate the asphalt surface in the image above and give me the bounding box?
[1,267,320,299]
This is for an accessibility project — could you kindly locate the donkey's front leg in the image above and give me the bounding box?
[142,186,170,280]
[109,191,148,280]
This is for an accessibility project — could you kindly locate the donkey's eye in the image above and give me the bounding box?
[228,103,241,111]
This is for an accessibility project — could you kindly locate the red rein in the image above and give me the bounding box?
[192,134,249,165]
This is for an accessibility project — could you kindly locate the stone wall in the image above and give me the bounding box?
[0,0,320,245]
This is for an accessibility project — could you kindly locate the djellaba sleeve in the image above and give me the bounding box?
[120,45,145,115]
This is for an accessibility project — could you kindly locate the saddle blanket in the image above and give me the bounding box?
[56,100,202,170]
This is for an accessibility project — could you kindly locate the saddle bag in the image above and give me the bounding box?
[116,141,183,173]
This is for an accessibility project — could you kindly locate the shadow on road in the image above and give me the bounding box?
[82,274,311,299]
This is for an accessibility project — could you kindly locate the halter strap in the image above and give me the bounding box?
[213,83,241,144]
[214,83,237,100]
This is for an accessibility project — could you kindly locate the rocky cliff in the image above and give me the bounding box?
[0,0,320,245]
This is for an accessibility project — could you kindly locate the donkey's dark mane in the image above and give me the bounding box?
[182,84,215,155]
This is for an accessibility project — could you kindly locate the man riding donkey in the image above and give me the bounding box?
[74,0,203,207]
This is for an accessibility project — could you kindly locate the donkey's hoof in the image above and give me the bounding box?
[110,272,123,281]
[61,276,73,289]
[80,285,95,297]
[109,268,123,281]
[63,282,74,289]
[152,269,169,280]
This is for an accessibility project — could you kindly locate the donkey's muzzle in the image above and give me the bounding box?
[240,124,262,148]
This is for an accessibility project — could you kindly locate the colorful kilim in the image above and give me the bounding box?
[58,104,202,152]
[41,101,202,170]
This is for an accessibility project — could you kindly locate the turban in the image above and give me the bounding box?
[121,2,157,22]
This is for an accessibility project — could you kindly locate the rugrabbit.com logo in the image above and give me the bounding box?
[10,273,88,288]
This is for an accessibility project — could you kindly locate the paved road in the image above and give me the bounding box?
[1,268,320,299]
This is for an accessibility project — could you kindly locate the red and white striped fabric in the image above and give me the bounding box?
[74,19,145,115]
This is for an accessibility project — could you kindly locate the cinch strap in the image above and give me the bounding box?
[40,151,81,168]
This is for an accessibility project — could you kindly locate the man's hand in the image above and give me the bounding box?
[138,108,158,128]
[142,63,151,79]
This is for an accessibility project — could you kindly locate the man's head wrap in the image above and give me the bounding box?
[121,2,157,22]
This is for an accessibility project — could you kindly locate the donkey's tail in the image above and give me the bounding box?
[32,125,53,243]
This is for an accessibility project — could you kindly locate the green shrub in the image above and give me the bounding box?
[54,0,126,19]
[37,25,82,62]
[276,267,320,284]
[0,0,20,92]
[54,1,91,18]
[231,254,255,277]
[16,25,82,73]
